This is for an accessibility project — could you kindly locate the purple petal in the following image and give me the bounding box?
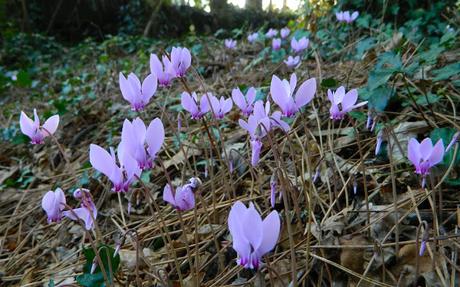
[256,210,280,256]
[294,78,316,109]
[407,138,421,166]
[20,111,36,138]
[42,115,59,135]
[163,184,176,206]
[141,73,158,102]
[429,139,444,166]
[146,118,164,158]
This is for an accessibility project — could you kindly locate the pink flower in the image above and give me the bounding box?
[63,188,97,230]
[228,201,280,269]
[181,91,210,120]
[284,55,300,68]
[163,179,199,211]
[336,11,359,23]
[119,117,164,170]
[232,87,256,116]
[119,72,157,111]
[42,188,66,223]
[280,27,290,39]
[150,53,175,87]
[248,32,259,43]
[170,47,192,78]
[270,73,316,117]
[327,86,367,120]
[290,37,309,53]
[20,109,59,144]
[265,28,278,38]
[408,138,444,182]
[272,38,281,50]
[224,39,237,50]
[208,94,233,119]
[89,144,141,193]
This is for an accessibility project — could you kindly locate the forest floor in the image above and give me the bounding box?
[1,11,460,287]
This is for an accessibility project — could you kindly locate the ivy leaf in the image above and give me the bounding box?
[320,78,338,89]
[432,63,460,81]
[359,85,392,111]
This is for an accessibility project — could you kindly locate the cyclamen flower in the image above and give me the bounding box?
[228,201,281,269]
[225,39,237,50]
[270,73,316,117]
[119,117,165,170]
[119,72,157,111]
[150,53,175,87]
[42,188,66,223]
[232,87,256,116]
[89,144,141,193]
[208,94,233,119]
[163,178,201,211]
[328,86,367,120]
[239,101,289,166]
[63,188,97,231]
[248,32,258,43]
[272,38,281,50]
[265,28,278,38]
[336,11,359,23]
[280,27,290,39]
[181,92,210,120]
[290,37,309,53]
[284,55,300,69]
[20,109,59,144]
[170,47,192,77]
[408,138,444,187]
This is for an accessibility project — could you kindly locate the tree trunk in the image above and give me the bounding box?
[210,0,227,13]
[245,0,262,11]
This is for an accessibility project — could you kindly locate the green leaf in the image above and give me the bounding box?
[16,70,32,88]
[432,63,460,81]
[367,70,393,90]
[360,85,392,111]
[76,244,120,287]
[320,78,338,89]
[270,49,286,63]
[48,279,55,287]
[430,128,460,167]
[355,37,376,60]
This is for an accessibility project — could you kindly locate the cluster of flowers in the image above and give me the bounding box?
[20,9,458,272]
[335,10,359,23]
[225,27,309,69]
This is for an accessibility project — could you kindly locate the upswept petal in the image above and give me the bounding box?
[20,111,35,137]
[119,73,134,102]
[429,139,444,166]
[181,92,198,115]
[419,138,434,161]
[232,88,245,110]
[341,89,358,111]
[294,78,316,109]
[42,115,60,135]
[150,53,162,75]
[89,144,115,179]
[257,210,280,255]
[141,73,158,102]
[146,118,165,158]
[333,86,346,104]
[270,75,288,112]
[163,184,176,206]
[241,203,263,250]
[407,138,421,165]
